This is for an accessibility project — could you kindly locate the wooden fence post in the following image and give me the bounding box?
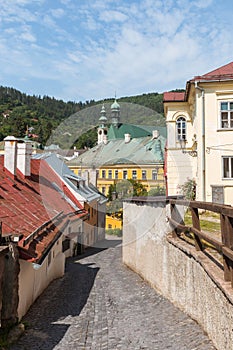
[190,207,203,251]
[170,203,178,237]
[221,214,233,285]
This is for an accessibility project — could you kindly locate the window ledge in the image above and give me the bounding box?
[217,128,233,132]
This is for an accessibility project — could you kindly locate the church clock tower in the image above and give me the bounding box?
[97,104,108,144]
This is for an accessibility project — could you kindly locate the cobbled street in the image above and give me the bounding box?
[10,237,216,350]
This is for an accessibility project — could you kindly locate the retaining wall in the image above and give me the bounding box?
[122,198,233,350]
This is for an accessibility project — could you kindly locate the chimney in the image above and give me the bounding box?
[124,133,131,143]
[17,141,32,178]
[152,130,160,139]
[82,170,90,185]
[4,136,18,178]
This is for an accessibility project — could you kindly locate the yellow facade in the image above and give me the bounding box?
[70,163,165,196]
[106,214,122,230]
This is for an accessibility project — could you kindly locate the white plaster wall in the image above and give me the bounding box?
[196,84,233,203]
[123,201,233,350]
[166,149,196,195]
[165,83,233,204]
[18,245,65,320]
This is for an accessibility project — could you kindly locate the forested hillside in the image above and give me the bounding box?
[0,86,166,148]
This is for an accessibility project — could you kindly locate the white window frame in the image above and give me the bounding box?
[176,116,186,141]
[142,170,147,180]
[123,170,127,179]
[132,170,137,180]
[220,101,233,129]
[222,156,233,179]
[152,169,158,180]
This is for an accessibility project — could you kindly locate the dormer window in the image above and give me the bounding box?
[176,117,186,141]
[220,101,233,128]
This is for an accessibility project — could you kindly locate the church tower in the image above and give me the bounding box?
[97,104,108,144]
[111,98,120,127]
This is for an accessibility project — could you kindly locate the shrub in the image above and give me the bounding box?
[106,228,122,237]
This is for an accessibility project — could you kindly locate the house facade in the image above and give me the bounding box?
[37,153,107,246]
[0,137,88,322]
[163,61,233,205]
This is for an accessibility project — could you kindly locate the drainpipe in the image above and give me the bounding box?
[195,81,206,202]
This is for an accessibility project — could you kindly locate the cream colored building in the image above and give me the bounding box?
[164,61,233,205]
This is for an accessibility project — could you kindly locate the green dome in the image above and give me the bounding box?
[111,99,120,110]
[99,115,107,122]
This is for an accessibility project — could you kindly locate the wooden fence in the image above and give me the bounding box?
[169,199,233,287]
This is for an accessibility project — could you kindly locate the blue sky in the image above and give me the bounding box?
[0,0,233,102]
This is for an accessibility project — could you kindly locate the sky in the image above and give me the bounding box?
[1,0,233,103]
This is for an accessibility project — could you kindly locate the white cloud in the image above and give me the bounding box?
[0,0,233,102]
[50,8,65,19]
[99,10,128,23]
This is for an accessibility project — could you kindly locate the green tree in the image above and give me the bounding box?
[148,186,166,196]
[178,178,196,200]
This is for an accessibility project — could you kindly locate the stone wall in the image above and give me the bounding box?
[122,198,233,350]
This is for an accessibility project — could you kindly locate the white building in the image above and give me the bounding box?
[164,61,233,205]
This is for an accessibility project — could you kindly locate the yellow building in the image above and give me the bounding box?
[67,101,167,196]
[106,213,122,230]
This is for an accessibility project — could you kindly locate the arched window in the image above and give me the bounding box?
[176,117,186,141]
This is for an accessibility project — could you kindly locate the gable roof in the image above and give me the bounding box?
[108,124,167,140]
[0,156,86,263]
[67,134,166,168]
[193,61,233,82]
[164,61,233,104]
[34,153,101,203]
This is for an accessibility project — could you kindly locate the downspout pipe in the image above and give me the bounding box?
[195,81,206,202]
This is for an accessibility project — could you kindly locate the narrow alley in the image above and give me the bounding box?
[10,237,215,350]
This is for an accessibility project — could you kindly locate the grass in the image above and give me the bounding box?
[184,210,221,235]
[182,209,223,264]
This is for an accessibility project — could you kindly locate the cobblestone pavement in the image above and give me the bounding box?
[10,237,216,350]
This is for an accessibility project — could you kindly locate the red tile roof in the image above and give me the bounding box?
[193,61,233,81]
[164,62,233,105]
[163,92,185,102]
[0,156,87,263]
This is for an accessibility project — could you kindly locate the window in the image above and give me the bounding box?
[142,170,147,180]
[152,169,158,180]
[176,117,186,140]
[220,102,233,128]
[108,224,112,229]
[123,170,127,179]
[102,170,106,178]
[132,170,137,180]
[115,170,118,179]
[108,170,112,179]
[102,187,106,194]
[223,157,233,178]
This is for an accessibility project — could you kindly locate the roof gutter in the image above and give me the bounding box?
[195,81,206,201]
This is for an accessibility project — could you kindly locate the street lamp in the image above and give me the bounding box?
[179,139,197,157]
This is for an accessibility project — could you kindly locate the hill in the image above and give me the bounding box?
[0,86,166,148]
